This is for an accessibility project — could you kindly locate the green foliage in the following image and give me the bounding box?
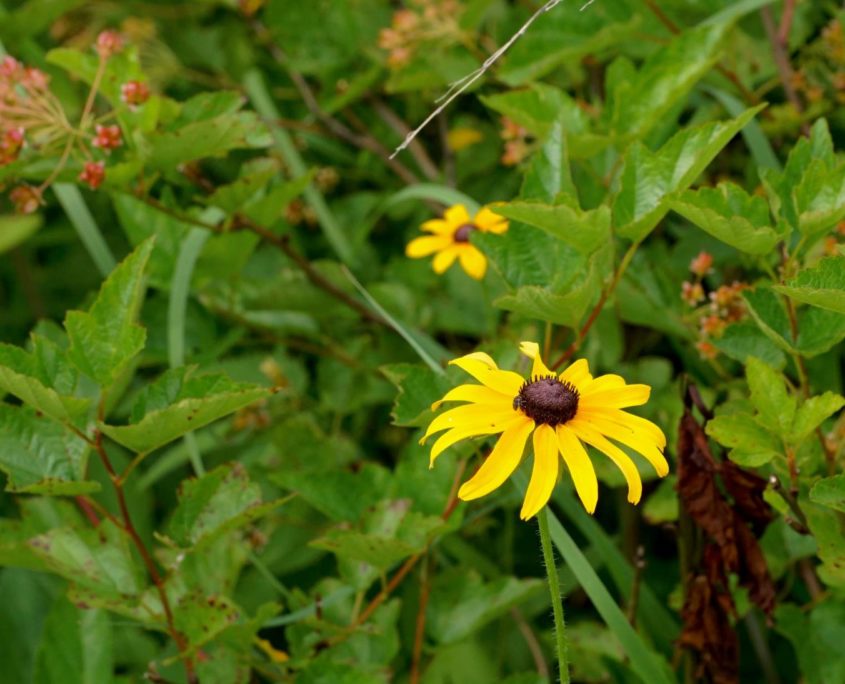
[2,1,845,682]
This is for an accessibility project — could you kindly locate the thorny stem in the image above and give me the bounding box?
[550,240,640,370]
[93,431,195,682]
[626,545,646,626]
[537,507,570,684]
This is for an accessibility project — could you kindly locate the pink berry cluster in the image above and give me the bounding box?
[1,31,151,213]
[378,0,463,69]
[680,251,749,360]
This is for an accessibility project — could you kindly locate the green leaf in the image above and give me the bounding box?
[481,84,587,140]
[607,22,729,142]
[492,201,611,255]
[168,463,280,550]
[776,602,845,684]
[311,500,444,571]
[521,120,577,201]
[100,367,268,453]
[498,5,642,86]
[273,462,391,523]
[669,183,780,254]
[382,363,453,428]
[712,321,786,368]
[743,287,794,352]
[613,106,764,242]
[173,592,242,651]
[746,356,796,435]
[426,569,542,644]
[810,475,845,513]
[774,256,845,315]
[33,596,113,684]
[792,393,845,442]
[146,113,270,170]
[804,502,845,587]
[706,412,782,466]
[28,520,144,599]
[65,239,154,388]
[0,213,41,253]
[761,119,843,235]
[0,405,97,495]
[0,338,91,426]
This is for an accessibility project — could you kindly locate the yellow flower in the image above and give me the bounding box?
[421,342,669,520]
[405,204,508,280]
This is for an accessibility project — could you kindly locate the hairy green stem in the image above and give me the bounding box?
[538,507,570,684]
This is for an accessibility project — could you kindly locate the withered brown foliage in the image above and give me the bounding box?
[676,387,776,683]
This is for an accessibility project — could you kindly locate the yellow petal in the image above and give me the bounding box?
[559,358,592,389]
[458,246,487,280]
[421,404,517,442]
[581,374,626,395]
[519,341,554,378]
[568,420,643,504]
[432,245,460,274]
[444,204,471,228]
[556,425,599,514]
[578,384,651,410]
[420,219,453,235]
[406,234,452,258]
[429,415,527,466]
[573,412,668,477]
[449,355,525,396]
[520,424,559,519]
[458,419,534,501]
[578,406,666,448]
[474,206,509,234]
[431,383,512,410]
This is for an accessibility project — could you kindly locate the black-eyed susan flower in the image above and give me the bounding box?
[421,342,669,520]
[405,204,508,280]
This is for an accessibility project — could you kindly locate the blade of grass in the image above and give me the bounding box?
[554,491,678,653]
[514,473,676,684]
[341,265,449,374]
[701,0,778,26]
[386,184,481,214]
[705,87,781,171]
[168,227,210,478]
[243,69,358,268]
[52,183,116,277]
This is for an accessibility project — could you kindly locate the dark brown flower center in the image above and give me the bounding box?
[513,376,580,427]
[454,223,477,242]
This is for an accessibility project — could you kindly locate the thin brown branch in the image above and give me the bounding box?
[511,608,549,679]
[761,5,809,134]
[643,0,758,104]
[778,0,797,47]
[410,555,432,684]
[249,20,421,185]
[93,431,195,682]
[131,193,389,328]
[768,475,809,534]
[372,99,440,181]
[551,240,640,370]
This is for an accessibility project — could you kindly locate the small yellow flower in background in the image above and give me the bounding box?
[421,342,669,520]
[405,204,508,280]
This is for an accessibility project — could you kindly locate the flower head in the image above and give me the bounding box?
[406,204,508,280]
[120,80,150,107]
[9,184,42,214]
[91,124,122,152]
[96,30,124,58]
[421,342,669,519]
[79,161,106,189]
